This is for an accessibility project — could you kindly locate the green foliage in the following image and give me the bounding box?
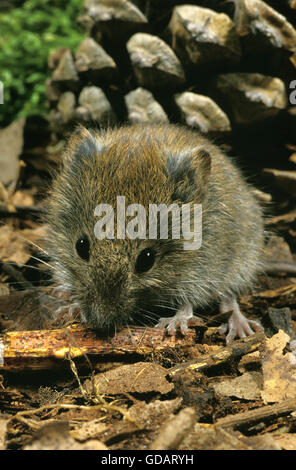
[0,0,85,126]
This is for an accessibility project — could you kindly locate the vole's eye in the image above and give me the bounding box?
[76,234,90,261]
[135,248,155,273]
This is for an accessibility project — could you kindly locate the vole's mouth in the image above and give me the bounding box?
[78,297,178,331]
[80,304,133,331]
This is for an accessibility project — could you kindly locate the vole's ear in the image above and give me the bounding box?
[63,126,103,164]
[167,148,211,202]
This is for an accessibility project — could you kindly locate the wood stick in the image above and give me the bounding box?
[241,283,296,301]
[0,325,196,372]
[169,331,265,377]
[216,397,296,429]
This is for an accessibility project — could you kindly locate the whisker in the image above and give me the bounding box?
[154,304,176,312]
[30,255,54,269]
[135,306,159,323]
[0,261,45,272]
[18,236,49,256]
[3,281,51,289]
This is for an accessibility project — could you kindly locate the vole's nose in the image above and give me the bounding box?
[96,267,127,300]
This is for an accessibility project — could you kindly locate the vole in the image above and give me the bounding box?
[47,124,265,344]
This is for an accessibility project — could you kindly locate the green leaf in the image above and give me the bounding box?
[0,0,85,126]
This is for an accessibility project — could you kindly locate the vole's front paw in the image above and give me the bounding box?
[155,303,202,335]
[219,297,263,344]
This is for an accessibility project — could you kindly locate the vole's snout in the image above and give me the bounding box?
[81,295,131,330]
[80,268,133,329]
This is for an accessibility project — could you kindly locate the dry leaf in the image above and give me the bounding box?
[213,371,263,400]
[0,224,47,267]
[10,190,35,207]
[241,434,281,450]
[0,419,7,450]
[24,421,107,450]
[128,398,182,427]
[182,423,250,450]
[182,423,280,450]
[264,235,294,263]
[261,330,296,403]
[85,362,174,396]
[70,420,107,442]
[272,433,296,450]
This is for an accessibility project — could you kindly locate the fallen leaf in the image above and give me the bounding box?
[70,420,107,442]
[128,398,182,427]
[261,330,296,403]
[182,423,250,450]
[213,371,263,400]
[0,290,46,331]
[10,190,35,207]
[182,423,280,450]
[24,421,107,450]
[0,419,7,450]
[264,235,294,263]
[241,434,281,450]
[0,224,47,267]
[272,433,296,450]
[85,362,174,396]
[85,398,184,446]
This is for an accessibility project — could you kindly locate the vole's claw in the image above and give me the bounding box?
[219,297,263,344]
[225,318,263,344]
[155,303,200,335]
[156,316,181,334]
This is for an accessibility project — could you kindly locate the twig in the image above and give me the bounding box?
[169,331,265,377]
[216,397,296,429]
[0,325,196,372]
